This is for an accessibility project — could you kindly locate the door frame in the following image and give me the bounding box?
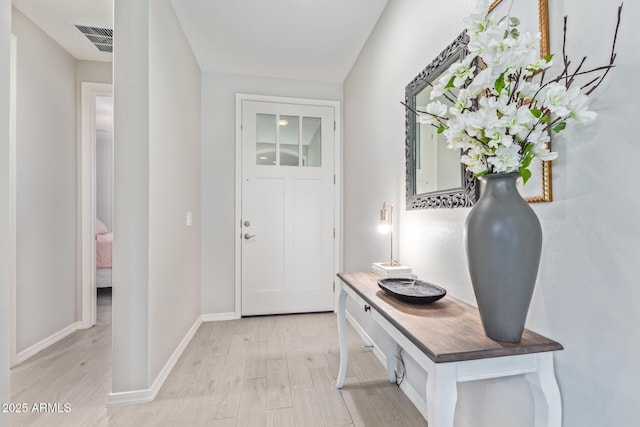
[79,82,112,329]
[9,34,17,366]
[234,93,342,318]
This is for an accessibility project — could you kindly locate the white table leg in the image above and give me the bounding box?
[426,363,457,427]
[336,287,348,389]
[386,336,398,383]
[525,353,562,427]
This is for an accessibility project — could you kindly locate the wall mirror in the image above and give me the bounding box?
[405,32,478,209]
[405,0,552,209]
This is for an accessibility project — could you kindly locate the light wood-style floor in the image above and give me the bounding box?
[11,289,427,426]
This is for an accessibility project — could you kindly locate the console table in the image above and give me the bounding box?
[336,272,563,427]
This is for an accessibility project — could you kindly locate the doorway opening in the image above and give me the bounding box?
[80,82,113,329]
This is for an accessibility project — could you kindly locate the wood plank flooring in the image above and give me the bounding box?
[10,289,427,426]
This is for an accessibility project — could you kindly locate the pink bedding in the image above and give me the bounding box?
[97,232,113,268]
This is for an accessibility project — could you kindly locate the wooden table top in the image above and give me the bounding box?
[338,272,563,363]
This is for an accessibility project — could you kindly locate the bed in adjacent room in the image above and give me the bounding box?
[96,219,112,288]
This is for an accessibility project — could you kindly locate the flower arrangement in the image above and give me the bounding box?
[413,0,622,183]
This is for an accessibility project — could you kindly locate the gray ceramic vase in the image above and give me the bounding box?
[465,172,542,342]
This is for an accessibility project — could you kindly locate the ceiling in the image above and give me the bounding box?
[12,0,114,63]
[12,0,389,82]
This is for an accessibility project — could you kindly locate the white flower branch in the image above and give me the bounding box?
[403,0,623,183]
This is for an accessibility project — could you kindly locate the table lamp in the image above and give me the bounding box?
[372,202,412,278]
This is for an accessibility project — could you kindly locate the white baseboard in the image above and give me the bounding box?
[345,310,428,422]
[108,315,203,406]
[201,312,237,322]
[399,379,428,421]
[108,311,240,407]
[13,321,81,367]
[107,386,155,407]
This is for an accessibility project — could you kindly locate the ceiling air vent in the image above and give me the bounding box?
[75,24,113,53]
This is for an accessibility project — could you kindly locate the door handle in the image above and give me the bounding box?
[244,233,256,240]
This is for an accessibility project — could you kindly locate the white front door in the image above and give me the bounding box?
[241,100,335,316]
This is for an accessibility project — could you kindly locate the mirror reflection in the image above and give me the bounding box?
[405,31,478,209]
[414,85,462,195]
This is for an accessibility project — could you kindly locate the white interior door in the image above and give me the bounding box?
[241,100,335,316]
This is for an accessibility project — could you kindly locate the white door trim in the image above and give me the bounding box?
[80,82,112,329]
[234,93,342,318]
[9,34,17,366]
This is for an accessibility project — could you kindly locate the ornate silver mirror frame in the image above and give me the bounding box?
[405,32,479,210]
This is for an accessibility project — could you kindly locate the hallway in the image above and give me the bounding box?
[11,289,112,425]
[10,290,426,426]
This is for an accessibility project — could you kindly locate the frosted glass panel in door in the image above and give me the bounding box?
[256,114,276,165]
[302,117,321,167]
[279,115,299,166]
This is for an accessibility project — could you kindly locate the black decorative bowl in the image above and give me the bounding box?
[377,278,446,304]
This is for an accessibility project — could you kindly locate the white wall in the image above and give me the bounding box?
[112,0,150,392]
[200,72,342,315]
[12,8,78,353]
[0,0,12,424]
[76,60,112,86]
[343,0,640,426]
[148,0,201,382]
[112,0,201,393]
